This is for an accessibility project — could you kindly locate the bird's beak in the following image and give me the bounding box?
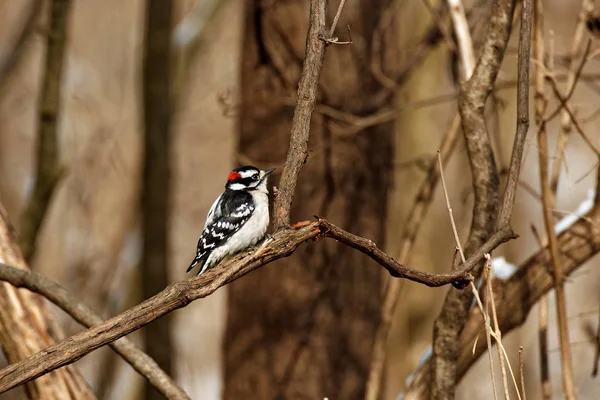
[262,168,276,177]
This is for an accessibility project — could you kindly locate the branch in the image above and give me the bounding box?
[403,186,600,397]
[19,0,70,262]
[534,0,576,397]
[447,0,476,79]
[0,263,190,400]
[546,76,600,159]
[431,0,517,396]
[364,115,463,400]
[272,0,328,230]
[497,0,531,228]
[0,204,95,399]
[0,217,517,393]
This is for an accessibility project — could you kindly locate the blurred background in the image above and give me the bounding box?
[0,0,600,399]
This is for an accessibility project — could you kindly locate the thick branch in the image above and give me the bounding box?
[0,217,517,393]
[272,0,327,229]
[0,205,94,399]
[431,0,516,397]
[0,263,190,400]
[19,0,70,262]
[404,200,600,398]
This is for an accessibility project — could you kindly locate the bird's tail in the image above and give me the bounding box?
[186,256,202,273]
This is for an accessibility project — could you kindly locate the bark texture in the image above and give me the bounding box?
[224,1,393,398]
[0,203,94,399]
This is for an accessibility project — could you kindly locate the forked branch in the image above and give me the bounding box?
[0,217,517,393]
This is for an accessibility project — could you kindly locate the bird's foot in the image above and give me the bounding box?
[252,235,274,258]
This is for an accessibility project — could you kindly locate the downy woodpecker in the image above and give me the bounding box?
[187,165,275,275]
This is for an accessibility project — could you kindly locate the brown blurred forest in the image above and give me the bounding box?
[1,0,600,399]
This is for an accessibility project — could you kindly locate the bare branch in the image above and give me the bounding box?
[0,263,190,400]
[519,346,527,400]
[531,225,553,399]
[497,0,531,228]
[0,215,518,393]
[364,115,463,400]
[0,204,94,399]
[447,0,476,78]
[431,0,517,395]
[273,0,328,229]
[19,0,70,262]
[534,1,576,397]
[593,305,600,376]
[327,0,347,38]
[404,188,600,396]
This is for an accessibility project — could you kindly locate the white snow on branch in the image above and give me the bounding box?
[491,256,517,280]
[554,188,595,234]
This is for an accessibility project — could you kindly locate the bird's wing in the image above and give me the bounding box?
[204,193,223,227]
[195,191,255,260]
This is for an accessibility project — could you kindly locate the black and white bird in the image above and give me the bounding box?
[187,165,275,275]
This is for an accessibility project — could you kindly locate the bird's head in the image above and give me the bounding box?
[225,165,275,193]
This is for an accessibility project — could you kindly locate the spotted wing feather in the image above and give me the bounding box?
[187,190,255,274]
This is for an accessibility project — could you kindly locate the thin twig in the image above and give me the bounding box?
[487,256,511,400]
[593,305,600,376]
[328,0,347,38]
[0,263,191,400]
[534,0,577,398]
[543,39,592,122]
[484,261,501,400]
[370,0,404,89]
[546,76,600,159]
[519,346,527,400]
[446,0,476,79]
[531,225,553,399]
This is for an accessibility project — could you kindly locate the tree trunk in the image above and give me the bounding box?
[0,204,95,399]
[141,1,173,399]
[224,1,394,398]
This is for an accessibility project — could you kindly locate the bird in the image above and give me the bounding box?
[187,165,275,275]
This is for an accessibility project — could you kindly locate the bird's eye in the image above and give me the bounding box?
[253,174,259,180]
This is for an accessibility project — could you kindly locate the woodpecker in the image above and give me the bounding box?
[187,165,275,275]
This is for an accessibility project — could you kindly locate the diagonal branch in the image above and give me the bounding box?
[0,217,517,393]
[0,264,190,400]
[19,0,70,262]
[272,0,328,230]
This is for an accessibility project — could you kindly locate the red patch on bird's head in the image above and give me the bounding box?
[228,171,242,181]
